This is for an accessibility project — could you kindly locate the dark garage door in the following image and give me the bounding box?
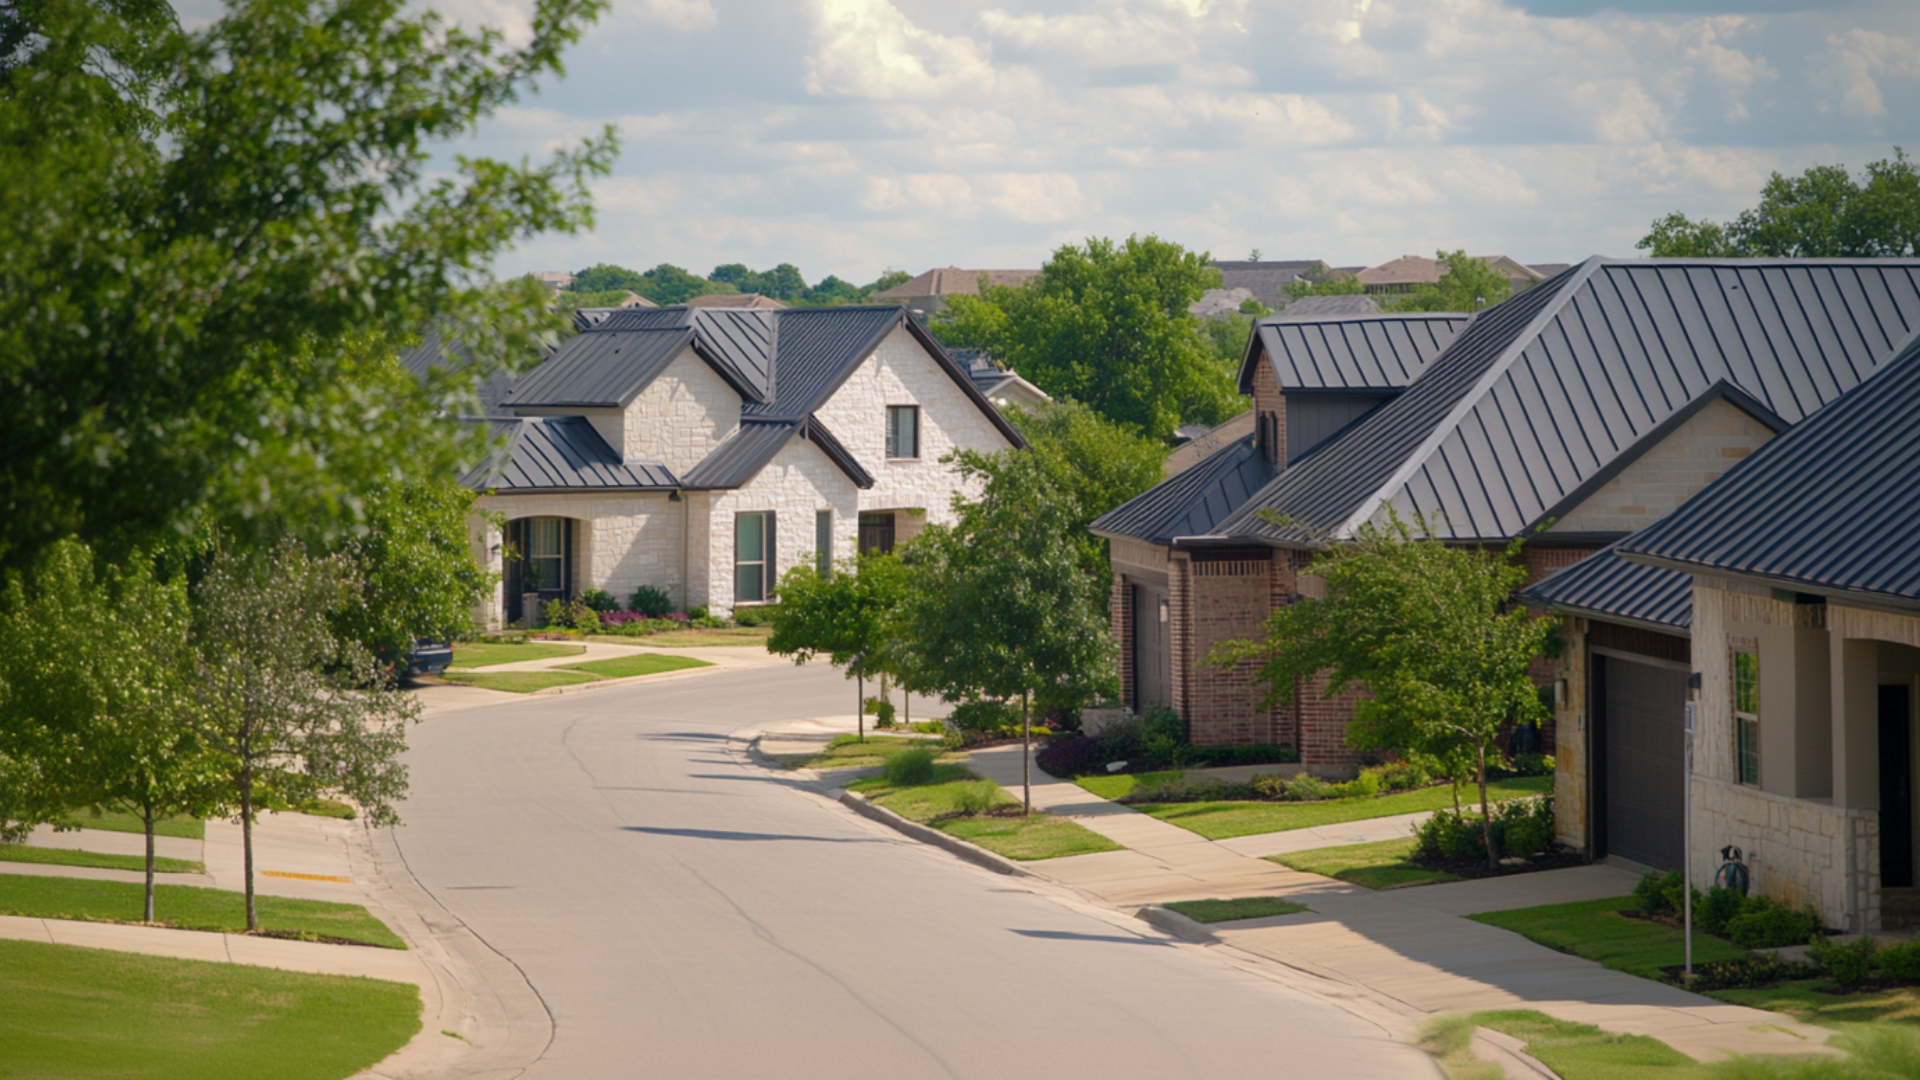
[1599,655,1686,871]
[1133,584,1171,712]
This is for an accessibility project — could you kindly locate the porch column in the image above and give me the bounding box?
[1832,637,1879,811]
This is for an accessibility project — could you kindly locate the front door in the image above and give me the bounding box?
[1881,685,1914,889]
[1133,584,1171,712]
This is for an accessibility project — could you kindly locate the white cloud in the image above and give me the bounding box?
[1811,30,1920,117]
[804,0,997,100]
[627,0,720,32]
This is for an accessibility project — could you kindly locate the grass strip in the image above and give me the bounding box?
[1711,980,1920,1026]
[1137,775,1552,840]
[0,845,203,875]
[851,767,1123,861]
[1271,838,1460,891]
[1162,897,1308,924]
[774,734,945,771]
[56,809,203,841]
[1467,896,1747,981]
[1074,770,1183,801]
[0,938,420,1080]
[0,874,406,949]
[587,626,774,647]
[1421,1010,1701,1080]
[440,670,597,693]
[560,653,712,679]
[447,641,585,669]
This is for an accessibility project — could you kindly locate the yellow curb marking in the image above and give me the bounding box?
[261,871,352,884]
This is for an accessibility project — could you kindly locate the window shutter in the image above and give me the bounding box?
[764,513,778,598]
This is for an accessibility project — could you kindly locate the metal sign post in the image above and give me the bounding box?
[1683,699,1696,981]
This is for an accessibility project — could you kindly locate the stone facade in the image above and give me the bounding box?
[622,350,741,474]
[474,491,690,614]
[708,437,860,614]
[1550,398,1776,535]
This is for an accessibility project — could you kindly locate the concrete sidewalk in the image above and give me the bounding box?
[964,744,1835,1064]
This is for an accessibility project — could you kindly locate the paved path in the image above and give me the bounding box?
[961,745,1834,1064]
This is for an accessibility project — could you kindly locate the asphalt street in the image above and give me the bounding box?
[395,663,1439,1079]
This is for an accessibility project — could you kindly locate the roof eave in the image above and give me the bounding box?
[1617,554,1920,618]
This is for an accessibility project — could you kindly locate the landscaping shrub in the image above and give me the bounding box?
[1501,814,1553,856]
[951,782,1004,817]
[1633,870,1684,916]
[1699,886,1748,936]
[884,748,939,786]
[1036,735,1105,778]
[951,699,1020,736]
[732,605,775,627]
[1679,956,1821,990]
[570,604,601,634]
[542,599,570,629]
[1333,771,1382,800]
[1810,934,1878,988]
[1282,774,1335,802]
[1412,809,1487,862]
[1877,942,1920,983]
[1510,753,1555,777]
[1094,716,1144,762]
[628,585,674,618]
[1726,899,1822,949]
[1251,773,1290,799]
[690,615,726,628]
[874,701,897,728]
[688,605,710,620]
[1125,777,1256,804]
[1375,762,1431,791]
[579,588,619,613]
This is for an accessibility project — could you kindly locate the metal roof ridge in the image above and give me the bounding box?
[1326,255,1611,540]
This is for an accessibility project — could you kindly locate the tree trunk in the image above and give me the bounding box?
[142,806,156,923]
[1477,743,1497,870]
[241,775,257,931]
[857,673,864,744]
[1021,692,1031,815]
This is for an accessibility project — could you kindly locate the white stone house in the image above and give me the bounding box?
[459,305,1024,626]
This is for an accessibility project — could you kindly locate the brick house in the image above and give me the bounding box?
[1096,257,1920,773]
[456,304,1024,626]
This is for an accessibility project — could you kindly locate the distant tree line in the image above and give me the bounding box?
[562,262,913,308]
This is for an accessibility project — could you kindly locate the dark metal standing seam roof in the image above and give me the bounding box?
[1207,258,1920,547]
[1090,434,1275,543]
[501,327,692,408]
[462,417,679,492]
[1239,313,1470,395]
[678,421,801,490]
[1520,539,1694,634]
[741,306,902,421]
[1617,330,1920,608]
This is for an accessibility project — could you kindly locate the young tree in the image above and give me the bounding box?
[1215,510,1551,868]
[767,552,910,742]
[0,540,229,919]
[1387,251,1511,313]
[1638,149,1920,258]
[327,478,496,661]
[194,541,420,929]
[904,453,1117,811]
[1005,401,1167,580]
[932,236,1237,441]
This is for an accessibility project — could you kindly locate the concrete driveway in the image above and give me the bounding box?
[389,662,1437,1080]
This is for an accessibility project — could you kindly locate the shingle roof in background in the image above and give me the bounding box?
[1618,330,1920,607]
[1208,258,1920,547]
[1520,540,1694,633]
[1091,433,1275,543]
[463,417,679,492]
[1243,313,1470,394]
[874,267,1040,300]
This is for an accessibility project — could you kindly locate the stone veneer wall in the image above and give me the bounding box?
[467,514,505,631]
[707,437,860,617]
[621,349,742,473]
[1549,397,1776,535]
[471,491,687,628]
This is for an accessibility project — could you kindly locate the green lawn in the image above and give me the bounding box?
[448,640,584,669]
[851,767,1123,861]
[1137,775,1553,840]
[1467,897,1748,981]
[1074,770,1183,801]
[1272,838,1460,891]
[560,653,711,679]
[59,808,204,841]
[0,938,420,1080]
[440,670,597,693]
[771,734,949,771]
[1712,980,1920,1026]
[0,845,203,875]
[588,626,773,647]
[1162,897,1309,924]
[0,875,405,949]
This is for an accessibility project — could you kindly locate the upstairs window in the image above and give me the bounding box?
[886,406,920,459]
[1734,648,1760,786]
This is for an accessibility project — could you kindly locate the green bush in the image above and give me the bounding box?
[1501,815,1553,856]
[688,605,710,620]
[1726,899,1822,948]
[1810,934,1878,988]
[1333,771,1382,800]
[1877,941,1920,983]
[1375,762,1431,791]
[1283,774,1335,802]
[628,585,674,617]
[951,782,1004,817]
[951,699,1020,735]
[1251,773,1290,799]
[1511,752,1556,777]
[874,701,897,728]
[883,748,939,786]
[570,604,600,634]
[541,598,569,629]
[1699,886,1748,936]
[690,615,726,628]
[732,605,775,627]
[1633,870,1684,916]
[579,588,619,613]
[1412,809,1487,862]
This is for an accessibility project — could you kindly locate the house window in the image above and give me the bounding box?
[815,510,833,577]
[527,517,565,593]
[886,406,919,459]
[735,512,775,604]
[1734,648,1760,786]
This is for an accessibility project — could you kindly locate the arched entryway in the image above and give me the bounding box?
[504,516,578,626]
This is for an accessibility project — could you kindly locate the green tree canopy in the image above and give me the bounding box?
[328,479,495,659]
[568,263,647,293]
[1283,267,1364,301]
[931,236,1240,441]
[1215,510,1552,867]
[1386,251,1510,313]
[766,552,911,739]
[1638,149,1920,257]
[0,0,612,572]
[1005,401,1167,580]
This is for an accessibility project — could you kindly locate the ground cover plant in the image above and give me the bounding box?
[1272,838,1461,891]
[560,654,711,679]
[1136,775,1551,841]
[850,767,1122,861]
[59,809,203,841]
[438,670,597,693]
[1074,770,1183,801]
[1468,897,1749,981]
[0,845,203,875]
[0,875,405,948]
[1630,870,1825,949]
[1036,708,1296,778]
[1162,897,1308,923]
[447,641,585,669]
[0,938,421,1080]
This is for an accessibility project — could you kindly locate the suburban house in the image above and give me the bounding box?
[951,350,1052,412]
[1095,257,1920,776]
[1602,330,1920,931]
[1192,259,1332,316]
[458,304,1025,627]
[1356,254,1552,298]
[874,267,1041,320]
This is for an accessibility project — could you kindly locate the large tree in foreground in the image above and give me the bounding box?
[1215,510,1551,869]
[1638,148,1920,258]
[904,453,1116,812]
[0,0,614,571]
[195,542,419,929]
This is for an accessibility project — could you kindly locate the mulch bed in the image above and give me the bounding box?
[1408,845,1589,881]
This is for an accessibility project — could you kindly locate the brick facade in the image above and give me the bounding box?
[1112,572,1133,708]
[1250,352,1286,469]
[1181,553,1288,746]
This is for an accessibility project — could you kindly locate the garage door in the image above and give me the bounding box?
[1132,584,1171,712]
[1599,655,1686,871]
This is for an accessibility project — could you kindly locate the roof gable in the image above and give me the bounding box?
[1521,540,1693,634]
[462,417,678,493]
[502,307,775,409]
[1091,433,1274,543]
[1237,313,1470,395]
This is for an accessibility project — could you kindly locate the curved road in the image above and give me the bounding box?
[395,663,1437,1079]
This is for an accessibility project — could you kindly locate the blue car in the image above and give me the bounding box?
[405,638,454,676]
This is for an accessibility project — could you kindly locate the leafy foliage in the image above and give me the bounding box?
[1638,148,1920,257]
[768,553,909,682]
[931,236,1241,440]
[1283,266,1365,301]
[1385,250,1511,313]
[627,584,674,617]
[564,262,907,308]
[329,479,494,658]
[1004,401,1167,579]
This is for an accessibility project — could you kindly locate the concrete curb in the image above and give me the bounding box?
[1472,1026,1560,1079]
[1134,905,1219,944]
[837,792,1036,880]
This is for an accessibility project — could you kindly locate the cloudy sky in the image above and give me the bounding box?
[432,0,1917,283]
